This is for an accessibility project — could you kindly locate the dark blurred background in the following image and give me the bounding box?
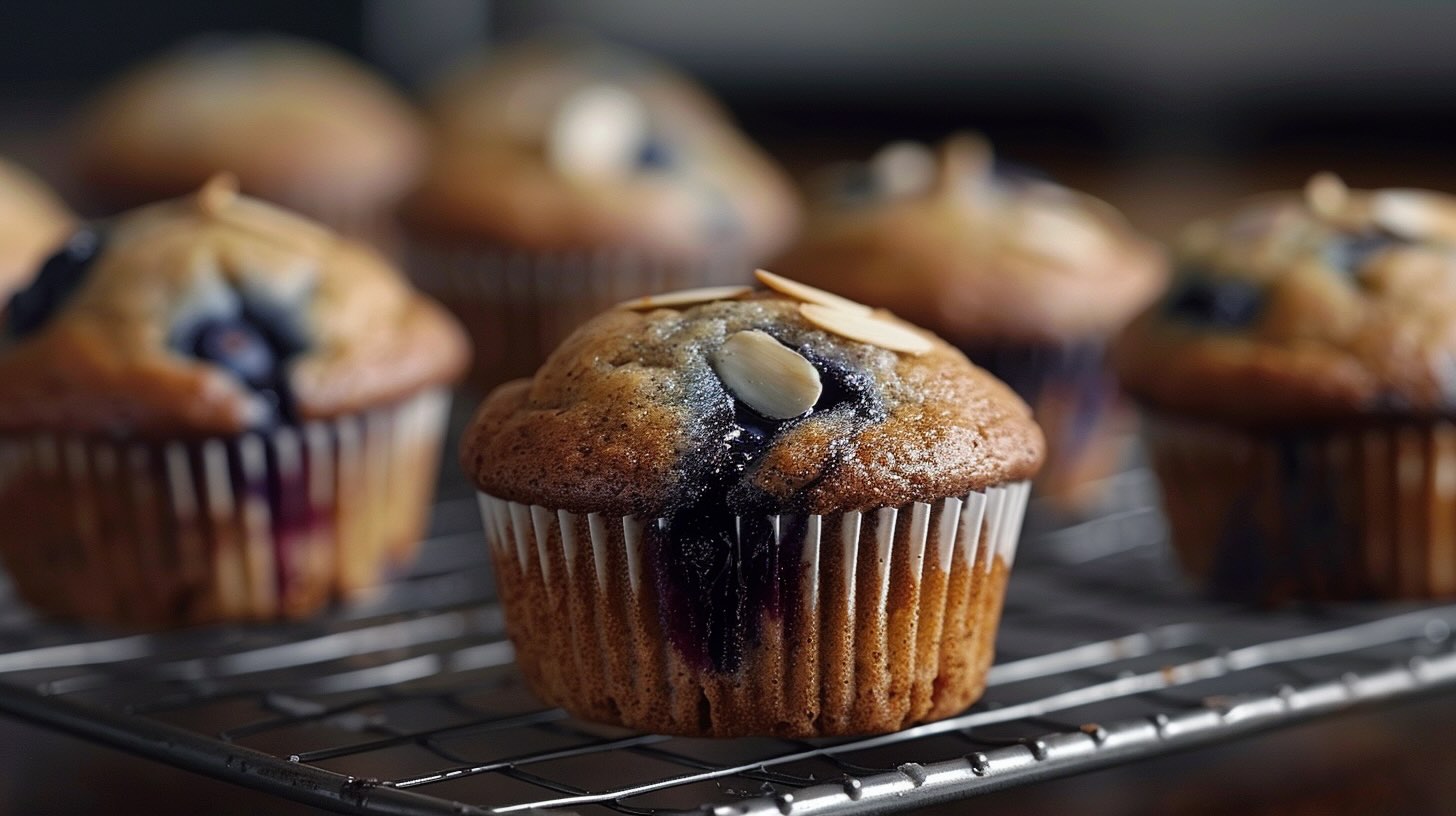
[1,0,1454,237]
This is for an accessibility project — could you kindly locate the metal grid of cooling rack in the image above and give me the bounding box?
[2,464,1456,816]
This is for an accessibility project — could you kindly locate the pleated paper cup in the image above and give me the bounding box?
[478,481,1031,737]
[0,389,451,628]
[1146,414,1456,602]
[963,340,1132,512]
[409,242,748,392]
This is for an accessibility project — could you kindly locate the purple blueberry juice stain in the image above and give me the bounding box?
[650,347,881,673]
[264,434,327,601]
[1162,270,1265,330]
[220,433,329,602]
[1206,432,1359,603]
[170,284,319,601]
[1326,230,1408,279]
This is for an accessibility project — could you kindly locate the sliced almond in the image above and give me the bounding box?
[1304,172,1349,220]
[1371,190,1456,243]
[870,140,936,199]
[196,172,240,216]
[617,285,752,311]
[754,268,874,316]
[1011,204,1111,266]
[935,132,994,197]
[547,84,647,180]
[799,303,933,355]
[711,330,822,419]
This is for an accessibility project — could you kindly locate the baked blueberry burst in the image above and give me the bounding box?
[172,298,311,425]
[653,329,884,672]
[1163,268,1265,329]
[7,227,105,338]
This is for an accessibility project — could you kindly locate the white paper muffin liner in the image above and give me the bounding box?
[478,480,1031,737]
[0,389,451,627]
[409,242,749,391]
[1146,414,1456,601]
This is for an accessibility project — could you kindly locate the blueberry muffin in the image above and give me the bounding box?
[0,157,75,299]
[777,134,1165,510]
[405,38,800,389]
[0,175,468,626]
[73,35,425,245]
[462,270,1043,736]
[1116,173,1456,601]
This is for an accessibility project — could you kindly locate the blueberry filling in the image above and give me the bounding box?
[1325,230,1406,277]
[7,227,105,339]
[1163,271,1265,329]
[835,165,878,203]
[636,136,674,170]
[171,298,310,425]
[991,156,1053,187]
[190,319,275,388]
[651,345,883,673]
[220,433,326,603]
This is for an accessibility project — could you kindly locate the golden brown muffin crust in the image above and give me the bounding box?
[74,36,425,212]
[776,135,1166,343]
[462,283,1044,516]
[0,159,75,299]
[405,39,800,263]
[0,177,468,436]
[1115,174,1456,426]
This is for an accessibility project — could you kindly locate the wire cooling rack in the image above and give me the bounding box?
[1,461,1455,816]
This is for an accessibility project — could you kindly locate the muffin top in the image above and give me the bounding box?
[1116,174,1456,426]
[0,158,74,300]
[0,175,468,437]
[405,39,799,263]
[462,270,1044,517]
[74,35,425,212]
[775,134,1166,345]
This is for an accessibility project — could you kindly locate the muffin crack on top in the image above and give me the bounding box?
[462,269,1044,518]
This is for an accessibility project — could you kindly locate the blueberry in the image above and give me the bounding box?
[808,354,876,415]
[655,347,886,672]
[239,296,310,357]
[636,136,674,171]
[1326,230,1404,276]
[835,165,877,202]
[1164,272,1265,329]
[992,157,1053,186]
[171,303,306,425]
[7,227,105,338]
[189,318,277,388]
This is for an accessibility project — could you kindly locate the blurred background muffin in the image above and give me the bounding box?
[404,37,800,390]
[462,271,1042,736]
[0,156,74,300]
[71,35,426,248]
[1116,174,1456,602]
[0,175,467,627]
[776,134,1166,512]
